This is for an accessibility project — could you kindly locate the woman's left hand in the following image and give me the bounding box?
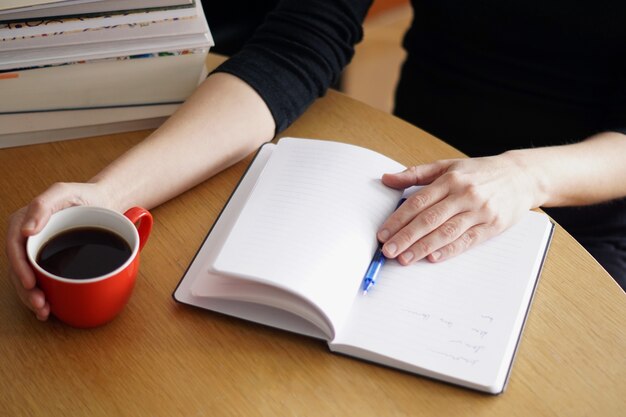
[378,153,542,264]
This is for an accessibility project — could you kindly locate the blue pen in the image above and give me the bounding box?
[362,198,406,295]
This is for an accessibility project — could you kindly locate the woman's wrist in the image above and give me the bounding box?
[500,132,626,209]
[499,149,551,209]
[88,172,134,213]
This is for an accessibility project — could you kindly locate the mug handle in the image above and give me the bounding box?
[124,207,153,252]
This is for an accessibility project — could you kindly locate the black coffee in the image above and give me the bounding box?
[36,227,132,280]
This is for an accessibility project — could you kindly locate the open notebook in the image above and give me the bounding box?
[174,138,554,394]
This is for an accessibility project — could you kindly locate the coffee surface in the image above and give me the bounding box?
[37,227,132,279]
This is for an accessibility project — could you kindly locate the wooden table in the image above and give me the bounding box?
[1,91,624,417]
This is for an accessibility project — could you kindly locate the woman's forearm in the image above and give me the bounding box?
[90,72,275,212]
[503,131,626,208]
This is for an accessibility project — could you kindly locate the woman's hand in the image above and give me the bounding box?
[6,73,277,322]
[377,153,543,265]
[6,182,109,321]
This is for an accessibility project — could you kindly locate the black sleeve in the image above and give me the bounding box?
[604,60,626,136]
[212,0,373,133]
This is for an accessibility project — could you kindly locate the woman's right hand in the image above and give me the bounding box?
[5,182,109,321]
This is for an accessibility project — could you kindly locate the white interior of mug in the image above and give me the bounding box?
[26,206,140,283]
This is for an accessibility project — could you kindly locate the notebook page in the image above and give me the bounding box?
[179,144,331,340]
[330,211,553,393]
[213,138,404,336]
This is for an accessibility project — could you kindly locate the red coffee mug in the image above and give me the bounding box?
[26,206,152,328]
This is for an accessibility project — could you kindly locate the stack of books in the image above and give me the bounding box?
[0,0,213,148]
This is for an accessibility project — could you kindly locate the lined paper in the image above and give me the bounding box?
[213,138,404,334]
[331,211,552,392]
[180,137,553,393]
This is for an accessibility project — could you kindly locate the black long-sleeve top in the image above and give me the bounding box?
[215,0,626,140]
[213,0,626,284]
[214,0,372,132]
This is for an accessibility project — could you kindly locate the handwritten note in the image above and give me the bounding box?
[332,211,552,386]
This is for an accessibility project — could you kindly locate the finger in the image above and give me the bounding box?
[14,280,35,310]
[10,263,50,318]
[11,274,45,314]
[7,244,36,290]
[381,161,451,189]
[377,186,450,243]
[381,195,464,259]
[395,212,482,264]
[7,209,50,316]
[6,214,37,290]
[427,223,498,263]
[28,288,47,310]
[35,302,50,321]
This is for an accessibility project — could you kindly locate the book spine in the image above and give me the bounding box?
[0,51,207,113]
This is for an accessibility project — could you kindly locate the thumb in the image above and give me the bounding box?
[21,183,91,236]
[382,161,450,189]
[21,201,54,236]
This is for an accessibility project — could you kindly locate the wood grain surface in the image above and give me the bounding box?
[1,90,624,417]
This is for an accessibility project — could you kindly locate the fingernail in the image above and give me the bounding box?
[22,220,36,232]
[385,242,397,256]
[378,229,390,241]
[431,251,441,261]
[400,251,414,263]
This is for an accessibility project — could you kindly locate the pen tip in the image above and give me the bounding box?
[362,290,368,296]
